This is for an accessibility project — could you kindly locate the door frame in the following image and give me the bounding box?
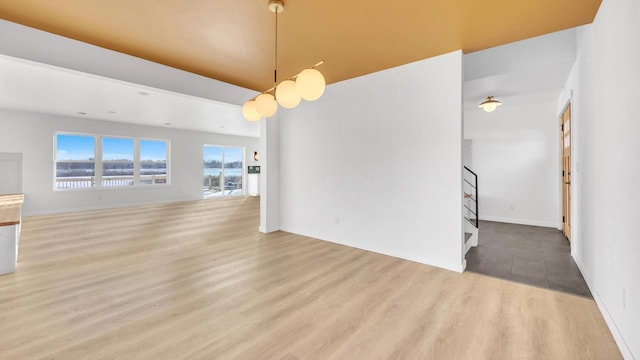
[559,98,572,242]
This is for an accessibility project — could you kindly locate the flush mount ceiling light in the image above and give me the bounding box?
[242,0,326,122]
[478,96,502,112]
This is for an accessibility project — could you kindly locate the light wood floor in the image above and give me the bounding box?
[0,197,621,359]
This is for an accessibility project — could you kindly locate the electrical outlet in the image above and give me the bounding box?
[509,203,515,210]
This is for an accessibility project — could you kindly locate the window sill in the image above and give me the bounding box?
[54,183,172,192]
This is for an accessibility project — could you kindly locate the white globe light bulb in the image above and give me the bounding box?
[296,68,326,101]
[276,80,302,109]
[242,100,262,121]
[483,103,497,112]
[255,93,278,117]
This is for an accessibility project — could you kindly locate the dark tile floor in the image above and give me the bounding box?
[465,221,592,298]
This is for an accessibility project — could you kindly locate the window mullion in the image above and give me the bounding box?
[221,146,225,196]
[53,134,58,191]
[95,135,102,188]
[166,141,171,185]
[134,139,140,185]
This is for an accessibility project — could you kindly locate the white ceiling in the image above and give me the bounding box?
[463,28,578,111]
[0,54,260,138]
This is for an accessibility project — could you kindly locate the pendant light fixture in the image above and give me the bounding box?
[478,96,502,112]
[242,0,326,121]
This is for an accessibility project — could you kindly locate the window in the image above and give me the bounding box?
[203,146,222,196]
[54,132,169,190]
[102,137,134,187]
[203,145,244,198]
[223,147,243,193]
[55,134,96,189]
[140,140,168,185]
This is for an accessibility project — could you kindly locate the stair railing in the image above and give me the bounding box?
[463,166,478,228]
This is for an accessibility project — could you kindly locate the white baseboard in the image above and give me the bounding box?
[479,215,558,228]
[574,257,634,359]
[258,224,280,234]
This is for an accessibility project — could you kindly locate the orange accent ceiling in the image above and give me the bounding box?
[0,0,601,92]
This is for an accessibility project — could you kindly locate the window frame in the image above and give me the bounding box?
[53,132,171,191]
[203,144,246,198]
[139,137,170,186]
[101,135,136,188]
[53,131,98,191]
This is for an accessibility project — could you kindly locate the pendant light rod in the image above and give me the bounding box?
[251,60,326,98]
[286,61,325,81]
[274,3,278,86]
[242,0,327,121]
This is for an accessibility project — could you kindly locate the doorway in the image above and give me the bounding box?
[464,99,590,297]
[561,104,572,241]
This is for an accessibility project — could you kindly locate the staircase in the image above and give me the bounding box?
[464,166,478,254]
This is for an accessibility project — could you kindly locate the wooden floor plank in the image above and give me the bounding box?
[0,196,622,359]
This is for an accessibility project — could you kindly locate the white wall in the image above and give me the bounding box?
[278,51,464,272]
[464,100,560,228]
[463,139,472,168]
[0,153,22,193]
[558,0,640,358]
[0,109,260,215]
[259,116,280,233]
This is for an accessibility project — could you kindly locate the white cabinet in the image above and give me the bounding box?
[247,166,260,196]
[0,224,18,275]
[248,174,260,196]
[0,193,24,275]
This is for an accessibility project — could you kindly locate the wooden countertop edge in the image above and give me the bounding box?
[0,194,24,226]
[0,193,24,207]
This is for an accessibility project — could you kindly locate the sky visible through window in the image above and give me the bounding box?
[56,134,94,161]
[103,137,133,161]
[203,146,222,162]
[224,147,243,164]
[140,140,167,161]
[56,134,167,161]
[203,146,242,166]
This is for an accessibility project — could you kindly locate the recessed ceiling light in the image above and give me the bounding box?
[164,122,172,126]
[138,91,150,96]
[218,126,225,129]
[107,110,117,114]
[78,112,87,115]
